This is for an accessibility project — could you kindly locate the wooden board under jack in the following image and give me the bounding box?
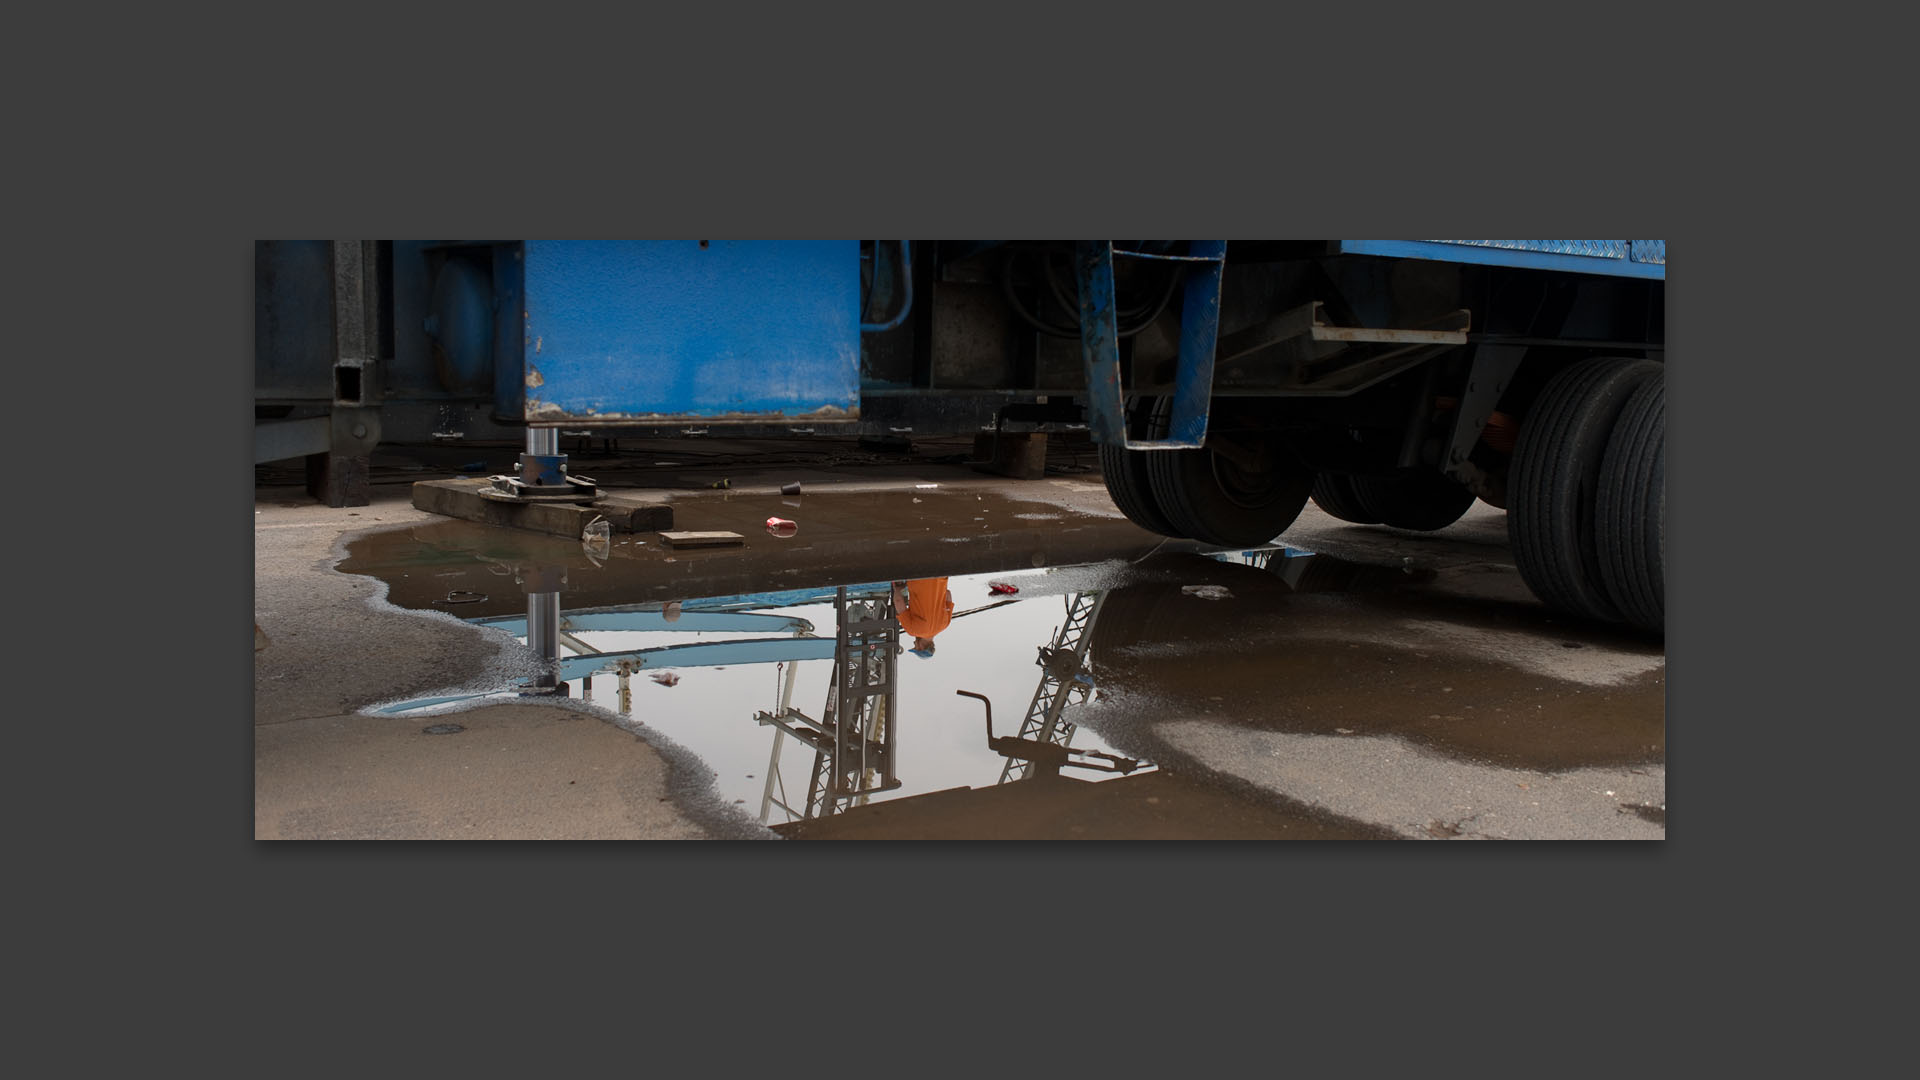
[411,478,673,539]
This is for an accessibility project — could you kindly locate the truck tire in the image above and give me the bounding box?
[1509,356,1662,623]
[1146,428,1314,548]
[1309,474,1380,524]
[1350,469,1478,531]
[1595,374,1665,634]
[1098,396,1183,537]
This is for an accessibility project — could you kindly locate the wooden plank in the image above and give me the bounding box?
[972,432,1046,481]
[592,497,675,533]
[308,452,371,507]
[658,531,745,549]
[411,479,674,539]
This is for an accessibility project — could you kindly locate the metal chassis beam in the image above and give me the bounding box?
[1439,343,1530,481]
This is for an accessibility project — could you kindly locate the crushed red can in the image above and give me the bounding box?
[987,582,1019,595]
[766,516,798,538]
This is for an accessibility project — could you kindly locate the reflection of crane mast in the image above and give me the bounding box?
[754,587,901,821]
[998,590,1106,784]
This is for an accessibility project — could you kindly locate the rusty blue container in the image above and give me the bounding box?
[497,240,862,426]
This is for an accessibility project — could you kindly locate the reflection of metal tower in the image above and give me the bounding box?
[754,587,901,819]
[998,591,1106,784]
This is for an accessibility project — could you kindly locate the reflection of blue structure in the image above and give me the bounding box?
[673,585,891,612]
[555,639,835,682]
[372,584,891,716]
[470,609,819,636]
[999,591,1107,784]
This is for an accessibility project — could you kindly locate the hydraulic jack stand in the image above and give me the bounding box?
[481,427,599,503]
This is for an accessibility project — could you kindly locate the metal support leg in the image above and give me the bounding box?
[309,241,384,508]
[1441,344,1530,479]
[759,661,799,824]
[527,591,561,690]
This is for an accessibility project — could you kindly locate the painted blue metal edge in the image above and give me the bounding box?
[471,610,817,636]
[1337,240,1666,280]
[557,637,840,680]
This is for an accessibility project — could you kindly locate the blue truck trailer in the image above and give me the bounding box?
[255,239,1665,632]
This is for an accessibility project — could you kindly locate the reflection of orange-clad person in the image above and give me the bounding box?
[891,578,953,658]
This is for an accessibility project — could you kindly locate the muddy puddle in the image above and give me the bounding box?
[335,488,1665,839]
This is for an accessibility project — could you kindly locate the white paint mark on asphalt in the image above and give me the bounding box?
[1393,619,1663,686]
[1158,719,1664,840]
[1292,618,1663,688]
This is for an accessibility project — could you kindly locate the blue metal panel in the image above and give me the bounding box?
[1165,240,1228,446]
[1077,241,1125,446]
[1336,240,1666,280]
[1079,241,1228,449]
[518,240,862,424]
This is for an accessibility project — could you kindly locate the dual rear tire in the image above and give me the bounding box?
[1313,470,1477,532]
[1099,396,1313,548]
[1509,357,1665,633]
[1098,361,1667,636]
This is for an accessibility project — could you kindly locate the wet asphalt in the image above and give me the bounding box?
[253,435,1664,840]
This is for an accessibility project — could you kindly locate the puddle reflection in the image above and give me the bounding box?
[356,536,1194,826]
[343,512,1470,833]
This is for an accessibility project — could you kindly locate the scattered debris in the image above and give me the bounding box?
[436,591,486,605]
[708,478,731,489]
[1181,585,1233,600]
[650,673,680,687]
[581,515,612,565]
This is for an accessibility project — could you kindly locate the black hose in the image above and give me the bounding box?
[1002,247,1184,340]
[1114,258,1182,336]
[1043,250,1177,330]
[1001,250,1080,338]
